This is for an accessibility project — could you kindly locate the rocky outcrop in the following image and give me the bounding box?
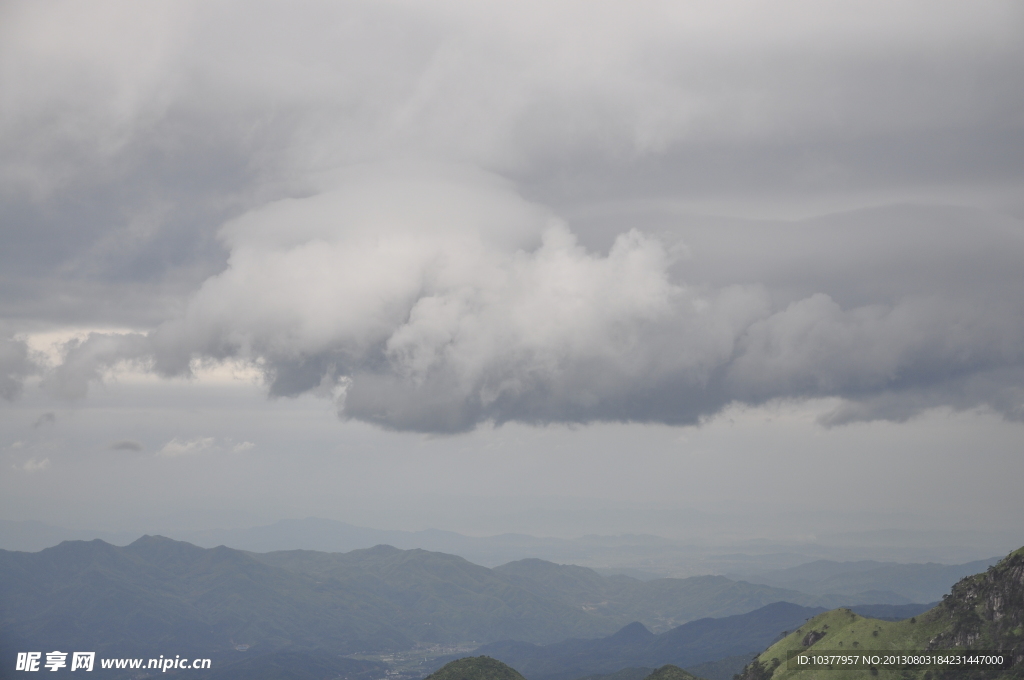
[928,547,1024,674]
[801,630,826,647]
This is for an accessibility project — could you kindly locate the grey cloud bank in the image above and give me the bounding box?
[2,1,1023,434]
[48,185,1024,432]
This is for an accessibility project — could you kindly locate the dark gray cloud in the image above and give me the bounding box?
[32,412,55,428]
[0,334,37,401]
[0,110,265,327]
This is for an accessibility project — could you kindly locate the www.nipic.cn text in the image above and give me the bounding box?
[15,652,212,672]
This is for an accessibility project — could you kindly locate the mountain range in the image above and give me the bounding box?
[0,536,935,674]
[1,518,1012,577]
[0,535,1011,680]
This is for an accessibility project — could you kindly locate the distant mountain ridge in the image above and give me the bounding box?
[731,556,1001,603]
[254,548,900,634]
[473,602,828,680]
[489,558,934,630]
[0,535,938,673]
[0,536,615,663]
[3,536,1002,680]
[2,518,1014,574]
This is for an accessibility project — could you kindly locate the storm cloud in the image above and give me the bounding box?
[42,167,1024,432]
[0,334,37,401]
[4,1,1024,432]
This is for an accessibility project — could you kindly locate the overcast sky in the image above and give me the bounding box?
[2,1,1023,553]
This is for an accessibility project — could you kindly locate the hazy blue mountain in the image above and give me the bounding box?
[0,535,965,680]
[591,568,664,581]
[248,545,616,644]
[492,559,901,631]
[0,536,412,663]
[474,602,827,680]
[731,556,1000,603]
[252,548,841,636]
[1,538,643,663]
[5,518,1014,575]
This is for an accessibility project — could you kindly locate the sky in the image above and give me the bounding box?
[1,1,1023,556]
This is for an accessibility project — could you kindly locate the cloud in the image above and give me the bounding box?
[46,168,1023,433]
[2,0,1022,334]
[42,332,150,400]
[32,412,56,428]
[4,2,1024,433]
[0,334,38,400]
[157,437,216,457]
[155,436,251,456]
[110,439,144,452]
[14,458,50,473]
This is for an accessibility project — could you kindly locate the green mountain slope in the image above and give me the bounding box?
[736,547,1024,680]
[426,656,528,680]
[644,665,704,680]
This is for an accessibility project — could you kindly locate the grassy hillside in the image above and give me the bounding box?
[644,665,704,680]
[736,547,1024,680]
[426,656,528,680]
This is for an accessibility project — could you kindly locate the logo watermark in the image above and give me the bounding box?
[15,652,211,672]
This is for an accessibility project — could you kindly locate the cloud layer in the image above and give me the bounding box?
[0,334,37,401]
[40,166,1024,432]
[3,1,1024,432]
